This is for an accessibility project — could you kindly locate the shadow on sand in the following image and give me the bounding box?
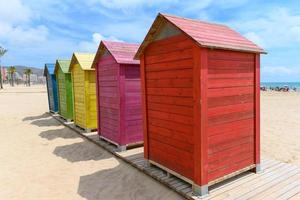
[77,164,183,200]
[53,140,111,162]
[22,112,50,121]
[39,127,79,140]
[30,116,61,127]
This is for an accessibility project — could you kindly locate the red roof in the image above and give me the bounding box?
[100,41,140,65]
[135,13,265,58]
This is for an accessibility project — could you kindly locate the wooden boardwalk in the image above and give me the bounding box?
[51,113,300,200]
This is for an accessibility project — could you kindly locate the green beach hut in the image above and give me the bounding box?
[55,59,73,121]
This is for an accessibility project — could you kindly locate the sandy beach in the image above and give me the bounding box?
[0,85,300,199]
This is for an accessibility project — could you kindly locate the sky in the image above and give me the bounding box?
[0,0,299,82]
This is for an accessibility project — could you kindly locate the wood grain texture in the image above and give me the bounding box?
[56,67,73,120]
[96,53,143,146]
[254,54,260,165]
[206,49,256,182]
[144,34,195,180]
[140,30,261,188]
[71,62,97,130]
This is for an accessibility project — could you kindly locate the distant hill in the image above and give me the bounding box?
[3,66,44,76]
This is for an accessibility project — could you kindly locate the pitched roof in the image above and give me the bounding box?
[55,59,71,74]
[135,13,266,58]
[44,63,55,76]
[69,52,95,72]
[92,41,140,68]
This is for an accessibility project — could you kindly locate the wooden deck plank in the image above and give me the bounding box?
[251,171,300,200]
[210,164,298,200]
[208,161,284,198]
[50,113,300,200]
[288,190,300,200]
[232,167,300,200]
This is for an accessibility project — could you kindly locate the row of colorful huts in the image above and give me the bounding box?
[43,13,265,196]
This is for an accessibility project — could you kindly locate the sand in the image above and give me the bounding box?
[0,85,299,199]
[261,91,300,165]
[0,85,183,200]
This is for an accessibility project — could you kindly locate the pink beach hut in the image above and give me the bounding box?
[92,41,143,151]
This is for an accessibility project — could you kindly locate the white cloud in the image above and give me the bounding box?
[244,32,266,48]
[232,8,300,49]
[0,0,31,24]
[0,0,49,46]
[78,33,123,52]
[0,22,48,45]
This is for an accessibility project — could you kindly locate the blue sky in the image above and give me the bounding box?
[0,0,300,82]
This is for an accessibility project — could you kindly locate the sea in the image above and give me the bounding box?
[261,82,300,89]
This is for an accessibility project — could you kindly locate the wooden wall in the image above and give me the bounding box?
[97,54,121,143]
[57,68,73,120]
[143,34,195,179]
[72,63,86,128]
[46,74,55,111]
[122,65,142,145]
[206,49,255,181]
[57,68,67,117]
[85,70,97,129]
[46,74,58,112]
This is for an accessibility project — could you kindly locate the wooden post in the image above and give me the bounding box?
[200,47,208,185]
[95,62,101,135]
[254,53,261,172]
[119,65,126,146]
[140,54,149,160]
[193,46,208,196]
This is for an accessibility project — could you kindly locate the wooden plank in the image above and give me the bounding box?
[208,102,254,117]
[208,59,254,70]
[140,54,149,159]
[225,166,300,200]
[208,49,255,61]
[146,36,193,56]
[208,118,253,136]
[250,172,300,200]
[207,160,283,198]
[146,68,193,80]
[200,47,208,186]
[208,110,254,126]
[192,45,202,186]
[146,59,193,72]
[147,102,193,117]
[146,48,193,64]
[148,124,194,144]
[210,164,298,200]
[147,87,193,97]
[146,78,193,88]
[208,78,254,88]
[207,86,254,98]
[254,53,260,166]
[283,187,300,200]
[208,94,254,108]
[148,110,193,125]
[147,95,193,107]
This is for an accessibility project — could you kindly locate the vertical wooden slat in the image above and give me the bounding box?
[95,62,101,134]
[45,73,51,111]
[254,53,260,164]
[84,71,88,128]
[193,45,202,185]
[119,65,126,145]
[140,54,149,159]
[200,47,208,185]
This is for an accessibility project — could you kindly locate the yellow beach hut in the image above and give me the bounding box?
[69,53,97,132]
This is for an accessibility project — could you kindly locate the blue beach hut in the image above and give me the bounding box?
[44,63,59,113]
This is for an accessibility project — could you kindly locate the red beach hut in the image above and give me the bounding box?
[93,41,142,151]
[134,13,266,196]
